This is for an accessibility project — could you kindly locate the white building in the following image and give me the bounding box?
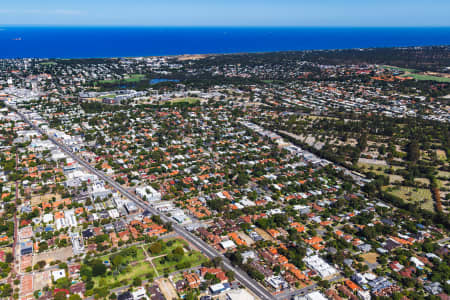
[42,213,53,223]
[64,210,77,227]
[226,289,254,300]
[131,287,148,300]
[220,240,236,250]
[52,269,66,281]
[357,290,371,300]
[303,255,338,278]
[55,218,68,230]
[135,185,161,202]
[295,291,328,300]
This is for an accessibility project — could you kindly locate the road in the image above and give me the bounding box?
[12,107,276,300]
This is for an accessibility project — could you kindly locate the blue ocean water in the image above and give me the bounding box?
[0,26,449,59]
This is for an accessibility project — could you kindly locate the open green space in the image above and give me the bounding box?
[93,261,154,289]
[357,162,404,177]
[149,239,187,257]
[382,65,416,73]
[86,238,207,290]
[100,94,116,99]
[167,97,200,104]
[153,250,207,274]
[98,246,145,264]
[98,74,146,84]
[39,61,57,65]
[383,65,450,83]
[402,74,450,83]
[383,185,434,212]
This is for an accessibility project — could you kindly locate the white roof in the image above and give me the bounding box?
[305,291,328,300]
[220,240,236,249]
[52,269,66,281]
[226,289,254,300]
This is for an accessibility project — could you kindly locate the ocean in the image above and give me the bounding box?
[0,26,449,59]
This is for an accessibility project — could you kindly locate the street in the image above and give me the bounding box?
[13,106,276,300]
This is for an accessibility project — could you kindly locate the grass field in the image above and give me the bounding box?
[153,251,206,275]
[39,62,57,65]
[384,185,434,212]
[357,162,404,178]
[99,246,146,264]
[382,65,450,83]
[168,97,200,104]
[149,239,188,257]
[93,261,154,288]
[402,74,450,83]
[92,239,197,289]
[99,74,146,84]
[382,65,416,73]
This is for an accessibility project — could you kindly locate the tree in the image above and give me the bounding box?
[112,255,123,268]
[133,277,142,286]
[406,141,420,162]
[92,261,106,277]
[225,271,235,281]
[69,295,82,300]
[80,265,92,278]
[5,252,13,263]
[173,246,184,256]
[212,256,222,267]
[149,242,162,255]
[54,291,67,300]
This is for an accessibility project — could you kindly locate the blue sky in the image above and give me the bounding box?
[0,0,449,27]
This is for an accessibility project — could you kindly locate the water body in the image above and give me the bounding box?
[0,26,449,59]
[150,79,180,84]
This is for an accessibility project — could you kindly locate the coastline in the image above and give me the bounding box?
[0,27,449,59]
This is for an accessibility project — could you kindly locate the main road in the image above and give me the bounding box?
[12,106,276,300]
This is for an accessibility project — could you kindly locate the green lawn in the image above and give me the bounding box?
[150,238,207,273]
[99,246,145,264]
[93,261,154,289]
[149,239,188,257]
[40,61,57,65]
[382,65,417,73]
[402,74,450,83]
[153,251,207,275]
[384,185,434,212]
[357,163,404,176]
[100,94,116,99]
[168,97,200,104]
[90,238,205,289]
[98,74,146,84]
[382,65,450,83]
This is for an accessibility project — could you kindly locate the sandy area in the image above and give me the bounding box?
[156,278,178,300]
[237,231,254,246]
[254,228,274,242]
[30,193,61,206]
[33,247,73,265]
[33,270,51,291]
[361,252,379,264]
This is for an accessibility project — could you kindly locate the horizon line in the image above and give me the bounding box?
[1,24,450,28]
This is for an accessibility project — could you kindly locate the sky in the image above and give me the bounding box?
[0,0,449,27]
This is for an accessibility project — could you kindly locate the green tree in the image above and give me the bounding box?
[92,260,107,277]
